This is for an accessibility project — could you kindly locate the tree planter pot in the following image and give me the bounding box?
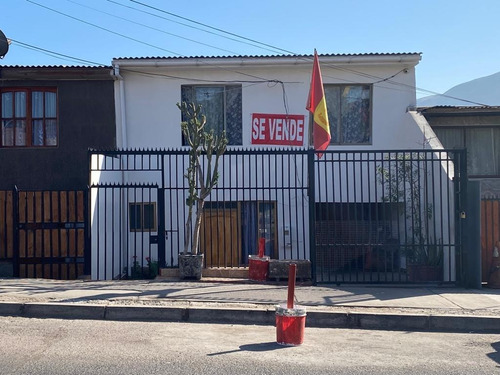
[407,264,442,282]
[179,253,204,280]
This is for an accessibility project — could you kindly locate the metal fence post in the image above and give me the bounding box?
[157,188,166,268]
[464,180,481,288]
[307,149,316,284]
[455,149,468,285]
[12,186,19,278]
[84,187,91,276]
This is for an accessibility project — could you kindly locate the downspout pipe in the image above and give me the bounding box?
[111,64,127,149]
[111,64,129,275]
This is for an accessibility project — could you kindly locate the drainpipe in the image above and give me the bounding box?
[111,64,129,275]
[112,64,128,149]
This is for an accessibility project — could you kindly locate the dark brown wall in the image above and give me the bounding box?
[0,79,116,190]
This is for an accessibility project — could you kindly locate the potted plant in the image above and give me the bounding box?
[177,102,227,279]
[377,153,443,281]
[404,243,443,281]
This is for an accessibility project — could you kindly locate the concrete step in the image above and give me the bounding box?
[159,267,249,279]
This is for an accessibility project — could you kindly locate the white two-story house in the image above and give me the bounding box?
[90,53,462,284]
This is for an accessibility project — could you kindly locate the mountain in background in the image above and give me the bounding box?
[417,71,500,107]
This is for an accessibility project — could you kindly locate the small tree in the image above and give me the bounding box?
[377,153,440,266]
[177,102,227,255]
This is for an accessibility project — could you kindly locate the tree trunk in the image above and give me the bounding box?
[191,200,205,255]
[183,205,193,254]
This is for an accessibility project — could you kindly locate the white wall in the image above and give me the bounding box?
[114,56,421,150]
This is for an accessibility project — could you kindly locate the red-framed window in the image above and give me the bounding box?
[1,88,58,147]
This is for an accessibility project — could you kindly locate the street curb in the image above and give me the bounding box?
[0,302,499,333]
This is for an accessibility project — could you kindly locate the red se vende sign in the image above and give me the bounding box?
[251,113,305,146]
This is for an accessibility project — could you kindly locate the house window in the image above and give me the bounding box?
[181,85,242,145]
[1,88,58,147]
[324,85,371,144]
[129,202,157,232]
[434,127,500,177]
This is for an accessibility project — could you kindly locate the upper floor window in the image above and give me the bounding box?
[1,88,57,147]
[181,85,242,145]
[324,85,371,145]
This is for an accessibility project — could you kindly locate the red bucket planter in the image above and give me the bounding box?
[248,255,270,281]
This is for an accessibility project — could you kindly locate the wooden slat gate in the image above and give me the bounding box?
[481,197,500,283]
[0,191,14,271]
[0,189,88,280]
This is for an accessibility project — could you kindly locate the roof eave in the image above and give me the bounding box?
[112,53,422,69]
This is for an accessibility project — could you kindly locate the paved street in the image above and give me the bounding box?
[0,316,499,374]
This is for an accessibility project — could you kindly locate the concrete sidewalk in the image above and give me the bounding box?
[1,278,500,332]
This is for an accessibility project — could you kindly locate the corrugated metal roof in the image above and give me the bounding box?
[0,65,114,80]
[0,65,111,69]
[419,105,500,112]
[113,52,421,60]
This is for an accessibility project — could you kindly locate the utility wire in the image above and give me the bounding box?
[26,0,276,82]
[9,39,107,66]
[66,0,239,55]
[130,0,295,56]
[127,1,486,105]
[27,0,180,56]
[21,0,490,106]
[106,0,278,54]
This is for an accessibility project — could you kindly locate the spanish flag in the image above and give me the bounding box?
[306,50,330,158]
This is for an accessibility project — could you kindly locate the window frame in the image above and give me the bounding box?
[433,125,500,178]
[180,84,242,146]
[129,202,157,232]
[324,84,372,145]
[0,87,58,148]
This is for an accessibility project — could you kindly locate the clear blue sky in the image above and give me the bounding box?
[1,0,499,98]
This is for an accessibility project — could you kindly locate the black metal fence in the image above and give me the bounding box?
[314,149,466,283]
[89,148,466,284]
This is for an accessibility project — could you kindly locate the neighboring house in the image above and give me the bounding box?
[0,66,116,190]
[89,53,467,284]
[0,66,116,279]
[418,105,500,283]
[418,105,500,195]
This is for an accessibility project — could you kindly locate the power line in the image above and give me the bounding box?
[123,1,430,97]
[106,0,279,54]
[26,0,276,82]
[7,38,296,93]
[9,39,107,66]
[127,1,487,105]
[27,0,181,55]
[66,0,239,55]
[18,1,491,106]
[130,0,295,56]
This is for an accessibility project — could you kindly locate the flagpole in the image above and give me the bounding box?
[306,49,331,159]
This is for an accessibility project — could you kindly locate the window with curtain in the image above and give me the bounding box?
[0,88,57,147]
[181,85,242,145]
[434,127,500,176]
[324,84,371,145]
